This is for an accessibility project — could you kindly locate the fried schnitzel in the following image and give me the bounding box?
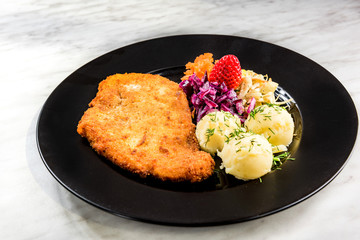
[77,73,214,182]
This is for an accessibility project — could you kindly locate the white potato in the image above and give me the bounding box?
[245,104,294,146]
[218,132,273,180]
[196,111,242,155]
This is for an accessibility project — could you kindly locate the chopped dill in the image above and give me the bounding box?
[224,135,231,144]
[224,128,246,144]
[266,103,286,113]
[263,115,272,121]
[248,138,256,152]
[268,127,275,135]
[208,112,217,122]
[217,126,223,135]
[249,106,264,120]
[271,151,294,171]
[205,128,215,146]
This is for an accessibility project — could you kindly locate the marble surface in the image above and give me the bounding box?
[1,0,360,239]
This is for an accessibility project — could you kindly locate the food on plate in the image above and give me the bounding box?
[182,53,214,81]
[239,70,278,106]
[209,54,243,89]
[244,104,294,147]
[77,73,214,182]
[218,132,273,181]
[182,53,295,181]
[179,73,253,123]
[195,110,243,155]
[77,51,296,183]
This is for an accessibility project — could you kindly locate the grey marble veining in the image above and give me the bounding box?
[1,0,360,239]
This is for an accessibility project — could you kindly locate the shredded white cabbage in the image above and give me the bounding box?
[237,69,278,106]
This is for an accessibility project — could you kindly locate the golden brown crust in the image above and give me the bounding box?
[77,73,214,182]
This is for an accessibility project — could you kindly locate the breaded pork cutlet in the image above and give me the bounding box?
[77,73,214,182]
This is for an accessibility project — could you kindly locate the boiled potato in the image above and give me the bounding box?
[245,104,294,146]
[196,111,242,155]
[218,132,273,180]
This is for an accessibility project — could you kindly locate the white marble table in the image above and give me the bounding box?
[1,0,360,239]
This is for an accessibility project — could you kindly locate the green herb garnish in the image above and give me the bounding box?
[205,128,215,146]
[268,127,275,135]
[271,151,294,171]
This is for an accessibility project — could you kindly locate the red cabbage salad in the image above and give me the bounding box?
[179,72,255,123]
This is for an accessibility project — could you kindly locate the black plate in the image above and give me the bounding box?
[37,34,358,226]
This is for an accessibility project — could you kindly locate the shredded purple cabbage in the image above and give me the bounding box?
[179,73,256,123]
